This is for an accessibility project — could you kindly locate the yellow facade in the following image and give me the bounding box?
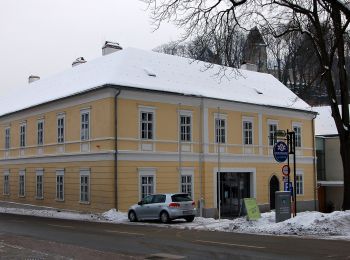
[0,88,317,216]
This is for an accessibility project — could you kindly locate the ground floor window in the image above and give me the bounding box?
[56,170,64,201]
[36,169,44,199]
[3,171,9,195]
[80,169,90,203]
[296,172,304,195]
[19,170,25,197]
[140,175,154,199]
[181,175,192,198]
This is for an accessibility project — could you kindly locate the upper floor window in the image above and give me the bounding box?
[293,123,302,147]
[243,119,253,145]
[296,171,304,195]
[268,121,278,146]
[180,112,191,142]
[57,115,65,143]
[215,115,226,144]
[37,120,44,146]
[140,111,154,140]
[19,123,26,148]
[5,127,10,150]
[81,110,90,141]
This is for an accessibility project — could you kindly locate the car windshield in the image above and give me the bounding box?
[171,194,192,202]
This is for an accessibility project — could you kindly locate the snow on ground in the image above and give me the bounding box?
[1,205,350,240]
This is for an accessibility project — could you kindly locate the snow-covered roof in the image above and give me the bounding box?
[0,47,313,117]
[312,105,350,136]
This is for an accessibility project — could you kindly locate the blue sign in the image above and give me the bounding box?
[273,141,288,163]
[284,182,293,196]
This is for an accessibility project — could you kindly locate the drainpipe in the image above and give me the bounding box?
[113,88,121,210]
[199,97,204,217]
[312,113,318,211]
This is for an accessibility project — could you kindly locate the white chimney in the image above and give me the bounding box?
[240,63,258,72]
[102,41,122,56]
[28,75,40,83]
[72,57,86,67]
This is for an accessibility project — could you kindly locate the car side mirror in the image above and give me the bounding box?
[138,201,143,206]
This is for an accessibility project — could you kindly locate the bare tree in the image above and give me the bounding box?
[143,0,350,210]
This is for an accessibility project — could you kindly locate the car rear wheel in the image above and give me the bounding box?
[185,216,195,222]
[128,210,138,222]
[160,211,170,223]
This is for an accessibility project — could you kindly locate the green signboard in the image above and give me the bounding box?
[244,198,261,221]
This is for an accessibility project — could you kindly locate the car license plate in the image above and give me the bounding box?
[183,210,192,215]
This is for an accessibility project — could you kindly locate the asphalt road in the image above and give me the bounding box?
[0,213,349,259]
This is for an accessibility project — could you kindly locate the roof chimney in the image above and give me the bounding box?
[72,57,86,67]
[102,41,122,56]
[240,63,258,72]
[28,75,40,83]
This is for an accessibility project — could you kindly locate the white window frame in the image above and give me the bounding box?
[214,113,227,144]
[57,114,65,144]
[3,170,10,195]
[242,117,254,145]
[180,168,194,199]
[19,123,26,148]
[138,168,156,201]
[18,169,25,197]
[37,119,45,146]
[80,168,90,203]
[179,110,192,142]
[267,120,278,146]
[139,106,156,140]
[5,127,10,150]
[56,169,65,201]
[80,109,90,141]
[296,170,304,195]
[292,122,302,148]
[36,169,44,199]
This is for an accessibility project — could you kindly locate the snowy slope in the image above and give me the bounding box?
[0,48,312,117]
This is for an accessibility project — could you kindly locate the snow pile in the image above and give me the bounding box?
[175,211,350,238]
[101,209,128,222]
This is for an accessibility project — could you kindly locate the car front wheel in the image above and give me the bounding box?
[128,210,138,222]
[160,211,170,223]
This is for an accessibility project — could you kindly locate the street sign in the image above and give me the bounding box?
[282,165,290,176]
[284,182,293,196]
[282,176,288,182]
[273,141,288,163]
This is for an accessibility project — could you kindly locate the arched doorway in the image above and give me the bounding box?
[269,175,280,210]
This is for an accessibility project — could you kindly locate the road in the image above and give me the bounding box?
[0,213,349,259]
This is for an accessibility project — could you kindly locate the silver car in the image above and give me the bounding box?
[128,193,196,223]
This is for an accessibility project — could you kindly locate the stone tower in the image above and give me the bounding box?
[242,27,267,73]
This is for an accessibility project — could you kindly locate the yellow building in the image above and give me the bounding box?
[0,43,317,217]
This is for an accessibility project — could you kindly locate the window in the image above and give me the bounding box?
[268,122,278,146]
[20,123,26,148]
[57,115,65,143]
[36,169,44,199]
[56,170,64,201]
[37,120,44,146]
[5,127,10,150]
[80,169,90,203]
[81,110,90,141]
[180,114,191,142]
[243,120,253,145]
[296,171,304,195]
[140,111,154,140]
[293,124,302,147]
[152,194,166,203]
[3,170,9,195]
[181,175,192,197]
[215,118,226,144]
[19,170,25,197]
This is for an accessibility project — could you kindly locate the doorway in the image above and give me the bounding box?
[269,175,280,210]
[217,172,250,217]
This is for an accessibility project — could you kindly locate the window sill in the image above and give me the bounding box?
[36,197,44,200]
[55,199,65,202]
[19,195,25,198]
[79,201,90,205]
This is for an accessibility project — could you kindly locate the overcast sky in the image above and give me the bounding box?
[0,0,180,93]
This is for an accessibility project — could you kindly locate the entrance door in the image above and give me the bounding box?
[269,175,280,210]
[217,172,250,217]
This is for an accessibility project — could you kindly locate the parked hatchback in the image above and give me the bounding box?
[128,193,196,223]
